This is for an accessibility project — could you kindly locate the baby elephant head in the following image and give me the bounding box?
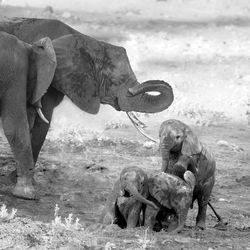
[120,166,158,209]
[159,119,202,155]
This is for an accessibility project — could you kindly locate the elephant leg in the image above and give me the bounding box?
[140,204,146,227]
[169,207,188,234]
[156,207,176,231]
[99,206,116,225]
[1,82,36,199]
[196,176,214,230]
[30,87,64,163]
[126,203,142,228]
[196,197,208,230]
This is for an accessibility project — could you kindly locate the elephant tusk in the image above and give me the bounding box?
[126,112,158,143]
[36,108,49,124]
[127,111,147,128]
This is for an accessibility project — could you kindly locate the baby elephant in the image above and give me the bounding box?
[159,119,216,229]
[100,166,157,228]
[147,170,196,233]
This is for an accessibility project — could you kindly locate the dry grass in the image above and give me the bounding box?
[0,204,17,222]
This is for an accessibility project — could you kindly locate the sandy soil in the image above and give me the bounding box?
[0,122,250,249]
[0,2,250,249]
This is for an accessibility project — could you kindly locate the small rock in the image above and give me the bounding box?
[217,140,230,147]
[143,141,155,149]
[174,236,192,244]
[218,198,226,202]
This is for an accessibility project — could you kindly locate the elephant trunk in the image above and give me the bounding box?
[126,185,158,210]
[160,144,170,172]
[118,80,174,113]
[186,157,198,176]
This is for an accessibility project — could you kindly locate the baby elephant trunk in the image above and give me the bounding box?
[127,185,158,210]
[184,170,196,192]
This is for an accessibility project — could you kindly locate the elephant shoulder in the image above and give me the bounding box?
[200,144,216,167]
[0,31,23,49]
[0,32,28,69]
[148,173,176,207]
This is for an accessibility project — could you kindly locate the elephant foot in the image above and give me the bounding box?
[12,177,38,200]
[195,221,206,230]
[214,221,228,231]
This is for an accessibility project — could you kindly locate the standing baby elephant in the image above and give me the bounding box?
[147,170,196,233]
[100,166,157,228]
[159,119,216,230]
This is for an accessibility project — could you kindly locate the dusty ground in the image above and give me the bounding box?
[0,1,250,249]
[0,122,250,249]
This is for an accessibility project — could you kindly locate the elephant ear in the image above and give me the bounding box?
[30,37,57,106]
[51,34,100,114]
[148,173,171,208]
[181,128,202,156]
[183,171,196,191]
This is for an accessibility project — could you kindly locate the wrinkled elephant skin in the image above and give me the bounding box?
[159,119,216,230]
[146,171,196,233]
[99,166,156,228]
[0,18,174,199]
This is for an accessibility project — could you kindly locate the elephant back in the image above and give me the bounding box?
[0,17,80,43]
[149,172,184,209]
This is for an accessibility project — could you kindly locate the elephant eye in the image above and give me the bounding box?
[176,135,181,140]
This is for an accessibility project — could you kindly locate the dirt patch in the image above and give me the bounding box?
[0,123,250,249]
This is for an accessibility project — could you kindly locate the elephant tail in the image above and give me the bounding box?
[184,170,196,192]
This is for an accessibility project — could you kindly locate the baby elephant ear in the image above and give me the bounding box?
[30,37,57,105]
[181,128,202,156]
[184,170,196,191]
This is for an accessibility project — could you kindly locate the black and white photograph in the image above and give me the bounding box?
[0,0,249,249]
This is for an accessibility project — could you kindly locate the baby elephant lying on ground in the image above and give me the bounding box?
[99,166,157,228]
[146,170,196,233]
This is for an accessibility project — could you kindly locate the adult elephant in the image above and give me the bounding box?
[0,18,174,200]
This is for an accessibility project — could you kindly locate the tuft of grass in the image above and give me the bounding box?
[137,228,152,250]
[44,128,158,156]
[51,204,81,230]
[105,121,128,130]
[0,204,17,222]
[104,242,116,250]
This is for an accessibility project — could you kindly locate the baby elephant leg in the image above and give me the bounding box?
[168,207,189,234]
[126,203,142,228]
[196,197,208,230]
[196,177,214,230]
